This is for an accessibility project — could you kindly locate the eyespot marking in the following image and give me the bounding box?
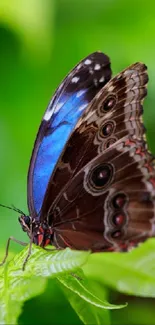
[90,163,113,189]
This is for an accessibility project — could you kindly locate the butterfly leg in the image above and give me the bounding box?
[0,236,28,266]
[22,235,34,271]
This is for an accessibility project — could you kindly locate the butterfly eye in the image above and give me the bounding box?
[19,215,31,232]
[102,95,117,112]
[100,121,115,138]
[112,193,127,209]
[24,216,31,226]
[90,163,113,189]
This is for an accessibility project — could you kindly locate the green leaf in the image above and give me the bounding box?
[83,238,155,297]
[0,245,90,324]
[59,273,112,325]
[12,245,90,277]
[57,269,126,311]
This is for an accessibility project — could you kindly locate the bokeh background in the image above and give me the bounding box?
[0,0,155,324]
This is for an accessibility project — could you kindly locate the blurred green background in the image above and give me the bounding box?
[0,0,155,324]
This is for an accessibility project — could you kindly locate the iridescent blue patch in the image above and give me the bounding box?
[33,91,88,214]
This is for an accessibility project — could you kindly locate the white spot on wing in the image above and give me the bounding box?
[71,76,80,83]
[44,108,54,121]
[76,89,86,98]
[99,76,105,83]
[84,59,92,65]
[78,103,88,111]
[94,63,101,70]
[44,100,64,121]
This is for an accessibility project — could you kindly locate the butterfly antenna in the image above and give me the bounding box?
[0,203,26,215]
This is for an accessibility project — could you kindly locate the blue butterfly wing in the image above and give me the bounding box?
[28,52,112,218]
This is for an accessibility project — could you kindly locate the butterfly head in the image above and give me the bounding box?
[19,215,54,247]
[19,215,31,233]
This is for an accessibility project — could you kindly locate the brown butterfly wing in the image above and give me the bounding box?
[52,137,155,251]
[76,62,148,151]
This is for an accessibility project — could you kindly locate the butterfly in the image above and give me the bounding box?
[2,51,155,267]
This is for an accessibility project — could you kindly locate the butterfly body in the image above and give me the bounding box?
[19,52,155,254]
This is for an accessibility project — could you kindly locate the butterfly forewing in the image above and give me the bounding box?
[28,52,112,218]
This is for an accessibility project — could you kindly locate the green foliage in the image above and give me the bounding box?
[0,246,124,324]
[0,0,54,62]
[84,239,155,297]
[60,278,112,325]
[1,240,155,324]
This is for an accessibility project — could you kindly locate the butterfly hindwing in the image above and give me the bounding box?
[51,136,155,251]
[28,52,112,218]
